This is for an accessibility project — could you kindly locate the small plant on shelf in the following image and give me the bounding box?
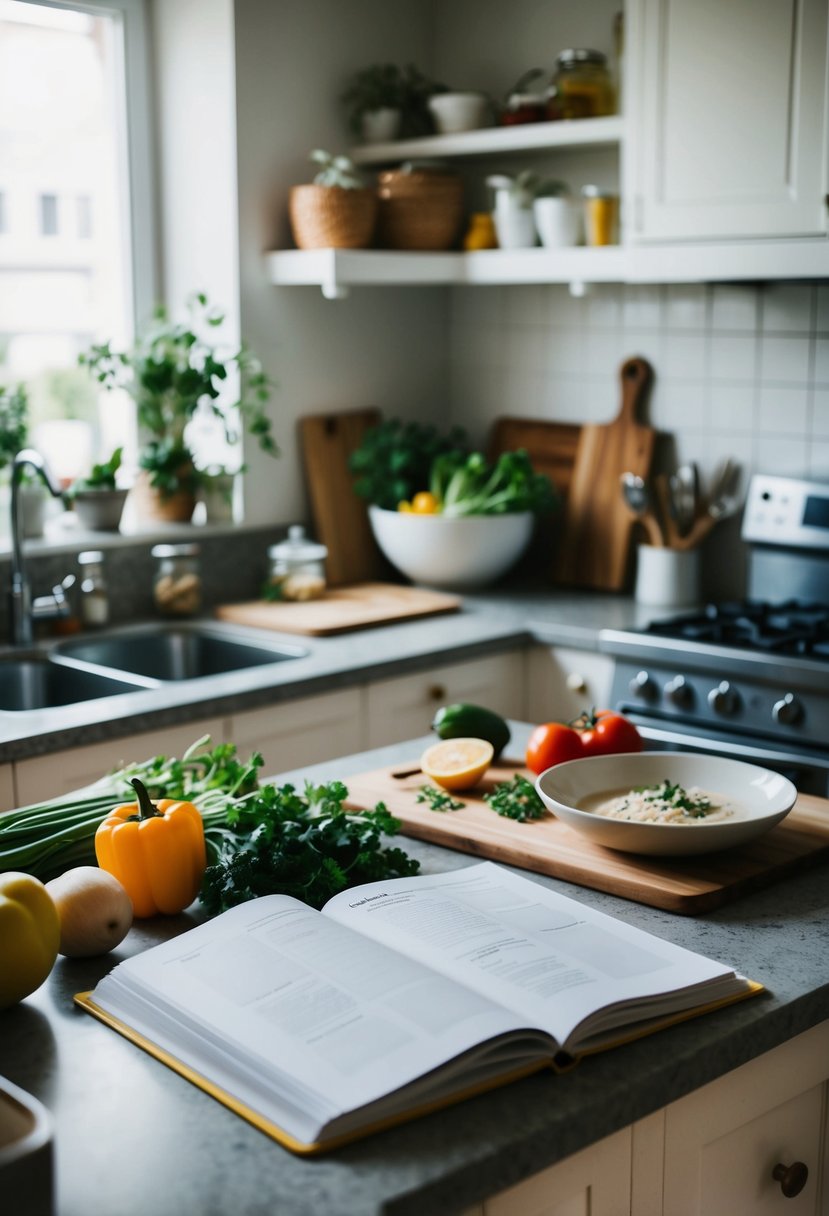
[341,63,447,141]
[289,150,378,250]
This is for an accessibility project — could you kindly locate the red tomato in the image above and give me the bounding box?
[525,722,582,774]
[573,709,643,758]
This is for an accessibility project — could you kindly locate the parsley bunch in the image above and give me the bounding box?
[200,779,419,913]
[484,774,547,822]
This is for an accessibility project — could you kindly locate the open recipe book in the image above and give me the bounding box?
[76,862,760,1154]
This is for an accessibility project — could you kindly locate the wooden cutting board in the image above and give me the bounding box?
[488,416,582,504]
[344,761,829,914]
[299,409,391,587]
[215,583,461,636]
[556,357,657,591]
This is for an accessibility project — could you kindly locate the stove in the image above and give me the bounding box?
[600,474,829,794]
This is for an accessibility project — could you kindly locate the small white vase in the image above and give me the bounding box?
[361,108,401,143]
[533,196,581,247]
[20,484,47,539]
[492,195,537,249]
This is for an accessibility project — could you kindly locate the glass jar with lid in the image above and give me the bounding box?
[551,49,615,119]
[266,526,327,602]
[152,543,202,617]
[78,550,110,628]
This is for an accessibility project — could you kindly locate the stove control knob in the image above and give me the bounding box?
[773,693,803,727]
[664,675,694,709]
[629,670,658,701]
[708,681,741,716]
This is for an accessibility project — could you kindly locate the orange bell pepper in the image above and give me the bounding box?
[94,778,206,918]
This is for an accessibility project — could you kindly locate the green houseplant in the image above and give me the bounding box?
[64,446,128,532]
[288,150,378,250]
[341,63,447,142]
[80,294,277,523]
[0,382,49,538]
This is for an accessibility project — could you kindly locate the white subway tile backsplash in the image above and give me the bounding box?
[761,284,814,333]
[817,286,829,334]
[623,284,662,329]
[759,384,809,432]
[652,381,707,431]
[547,285,584,328]
[814,339,829,383]
[664,284,708,331]
[709,333,757,381]
[808,440,829,478]
[710,284,759,331]
[755,435,811,476]
[813,388,829,436]
[709,384,756,432]
[584,284,623,329]
[662,332,707,380]
[759,335,812,384]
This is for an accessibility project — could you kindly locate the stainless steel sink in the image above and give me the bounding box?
[54,624,306,682]
[0,657,147,712]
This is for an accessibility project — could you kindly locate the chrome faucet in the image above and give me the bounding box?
[9,448,72,646]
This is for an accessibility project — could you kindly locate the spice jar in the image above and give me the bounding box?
[266,526,327,602]
[463,212,498,250]
[152,543,202,617]
[500,91,548,125]
[78,550,110,628]
[552,49,615,119]
[581,185,619,245]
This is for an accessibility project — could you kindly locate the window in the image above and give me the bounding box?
[0,0,156,490]
[39,192,58,235]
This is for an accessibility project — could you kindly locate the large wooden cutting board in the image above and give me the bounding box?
[344,761,829,914]
[300,409,390,587]
[556,357,657,591]
[215,583,461,636]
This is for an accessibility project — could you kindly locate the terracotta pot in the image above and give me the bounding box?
[376,169,464,250]
[129,472,195,524]
[288,185,378,249]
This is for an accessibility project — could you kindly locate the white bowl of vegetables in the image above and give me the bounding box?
[368,504,534,589]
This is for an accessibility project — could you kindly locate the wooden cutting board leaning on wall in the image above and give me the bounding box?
[555,356,657,591]
[299,408,391,586]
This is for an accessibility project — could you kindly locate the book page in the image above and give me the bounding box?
[323,863,740,1051]
[89,894,534,1136]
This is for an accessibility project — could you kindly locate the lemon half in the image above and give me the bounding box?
[420,737,494,791]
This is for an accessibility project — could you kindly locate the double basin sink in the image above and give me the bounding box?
[0,624,306,713]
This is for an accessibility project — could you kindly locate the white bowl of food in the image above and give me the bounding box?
[368,505,533,589]
[536,751,797,856]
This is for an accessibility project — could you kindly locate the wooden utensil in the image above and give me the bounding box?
[344,763,829,915]
[299,409,390,586]
[556,357,657,590]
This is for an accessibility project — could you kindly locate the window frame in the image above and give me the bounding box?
[22,0,159,330]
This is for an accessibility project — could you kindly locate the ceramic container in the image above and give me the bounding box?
[635,544,701,609]
[533,196,581,247]
[428,92,489,134]
[360,107,401,143]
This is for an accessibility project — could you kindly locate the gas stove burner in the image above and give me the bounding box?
[646,599,829,658]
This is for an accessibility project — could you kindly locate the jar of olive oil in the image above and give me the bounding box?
[552,49,615,119]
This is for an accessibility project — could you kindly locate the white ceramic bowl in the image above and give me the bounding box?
[536,751,797,856]
[428,92,489,134]
[368,505,533,589]
[533,196,581,248]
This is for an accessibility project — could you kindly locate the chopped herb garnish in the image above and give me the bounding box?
[485,774,547,822]
[634,780,717,819]
[416,784,465,812]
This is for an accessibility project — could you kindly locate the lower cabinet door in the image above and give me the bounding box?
[227,688,363,778]
[660,1023,829,1216]
[365,651,526,750]
[526,646,614,725]
[14,717,226,806]
[482,1126,632,1216]
[0,763,16,813]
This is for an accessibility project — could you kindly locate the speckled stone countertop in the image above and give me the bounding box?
[2,726,827,1216]
[0,588,655,761]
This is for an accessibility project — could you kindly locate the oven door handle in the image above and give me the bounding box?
[632,721,829,773]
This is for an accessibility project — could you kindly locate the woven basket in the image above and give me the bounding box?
[376,170,464,251]
[289,185,378,249]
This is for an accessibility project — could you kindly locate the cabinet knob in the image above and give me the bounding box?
[566,672,587,693]
[772,1161,808,1198]
[428,684,446,702]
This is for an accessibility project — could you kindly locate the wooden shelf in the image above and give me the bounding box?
[265,247,629,298]
[349,116,625,166]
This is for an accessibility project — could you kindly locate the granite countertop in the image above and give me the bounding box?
[2,726,828,1216]
[0,589,653,761]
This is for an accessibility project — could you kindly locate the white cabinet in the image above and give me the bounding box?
[364,652,526,749]
[474,1022,829,1216]
[0,764,16,812]
[526,645,615,724]
[629,0,829,243]
[14,716,226,806]
[227,688,364,777]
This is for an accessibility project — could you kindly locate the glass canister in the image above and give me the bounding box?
[151,542,202,617]
[581,184,620,245]
[552,49,615,119]
[266,526,327,602]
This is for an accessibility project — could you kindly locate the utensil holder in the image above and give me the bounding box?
[635,544,701,609]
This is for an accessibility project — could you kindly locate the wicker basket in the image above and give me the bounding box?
[289,185,378,249]
[376,169,464,251]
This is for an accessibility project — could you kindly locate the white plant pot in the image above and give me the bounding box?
[533,196,581,247]
[492,196,537,249]
[368,505,533,589]
[19,484,47,539]
[360,107,401,143]
[428,92,489,134]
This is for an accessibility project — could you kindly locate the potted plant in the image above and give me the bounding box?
[80,294,278,525]
[0,383,49,539]
[64,446,128,532]
[341,63,447,142]
[486,171,569,249]
[288,150,378,250]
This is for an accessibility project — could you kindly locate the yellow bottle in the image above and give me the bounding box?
[463,212,498,251]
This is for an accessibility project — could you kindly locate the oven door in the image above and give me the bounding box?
[622,714,829,797]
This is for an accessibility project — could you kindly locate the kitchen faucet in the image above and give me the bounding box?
[9,448,73,646]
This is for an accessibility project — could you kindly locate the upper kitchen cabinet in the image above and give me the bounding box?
[628,0,829,243]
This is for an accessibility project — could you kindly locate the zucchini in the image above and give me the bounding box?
[431,703,511,759]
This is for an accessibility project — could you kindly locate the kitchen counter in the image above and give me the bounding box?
[0,589,653,761]
[2,725,828,1216]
